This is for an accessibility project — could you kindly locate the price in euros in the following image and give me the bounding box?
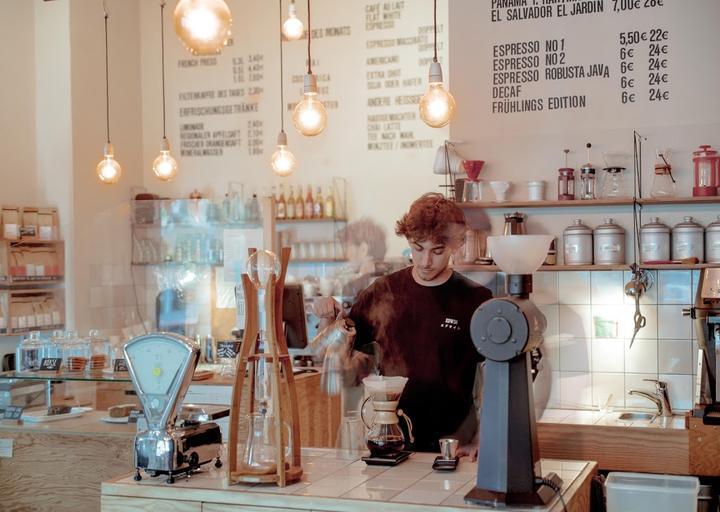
[620,31,647,45]
[649,72,668,85]
[613,0,663,11]
[649,88,670,101]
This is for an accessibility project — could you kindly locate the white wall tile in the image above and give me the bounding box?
[591,271,624,305]
[657,305,692,339]
[625,339,658,374]
[532,272,558,304]
[659,374,694,412]
[623,271,657,306]
[560,338,591,372]
[547,371,561,408]
[539,304,559,338]
[657,270,692,304]
[592,339,625,373]
[560,372,592,408]
[592,373,625,408]
[559,305,592,338]
[625,373,659,409]
[658,339,693,374]
[558,271,591,305]
[592,305,622,339]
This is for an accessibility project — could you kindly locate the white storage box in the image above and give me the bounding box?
[606,472,699,512]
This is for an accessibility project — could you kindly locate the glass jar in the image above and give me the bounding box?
[640,217,671,263]
[557,168,575,200]
[594,218,625,264]
[579,166,596,199]
[88,330,110,371]
[693,145,719,196]
[672,216,704,262]
[15,331,43,372]
[64,330,90,373]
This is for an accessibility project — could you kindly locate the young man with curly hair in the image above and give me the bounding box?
[314,193,492,456]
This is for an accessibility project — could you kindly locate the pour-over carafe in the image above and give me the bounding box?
[239,411,292,475]
[360,376,414,457]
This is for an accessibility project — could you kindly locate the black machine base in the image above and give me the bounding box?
[362,450,412,466]
[134,457,223,484]
[432,456,459,471]
[464,472,563,507]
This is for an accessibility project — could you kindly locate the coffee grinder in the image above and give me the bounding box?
[686,268,720,421]
[465,235,562,506]
[125,333,222,484]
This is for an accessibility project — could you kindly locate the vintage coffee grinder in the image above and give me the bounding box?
[465,235,563,506]
[124,333,222,484]
[226,247,303,486]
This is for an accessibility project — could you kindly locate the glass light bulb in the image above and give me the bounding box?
[419,82,456,128]
[96,154,122,184]
[246,250,281,290]
[292,93,327,137]
[174,0,232,55]
[153,150,178,181]
[271,145,296,177]
[282,14,304,41]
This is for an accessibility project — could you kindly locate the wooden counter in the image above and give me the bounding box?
[102,449,598,512]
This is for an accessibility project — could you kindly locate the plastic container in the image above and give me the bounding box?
[605,472,698,512]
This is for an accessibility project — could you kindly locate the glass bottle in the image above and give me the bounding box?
[277,184,287,220]
[650,150,676,198]
[313,186,324,218]
[304,185,314,219]
[286,186,295,219]
[294,187,304,219]
[324,186,335,219]
[248,194,260,221]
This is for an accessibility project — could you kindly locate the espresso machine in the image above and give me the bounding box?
[686,268,720,421]
[124,333,222,484]
[465,235,562,506]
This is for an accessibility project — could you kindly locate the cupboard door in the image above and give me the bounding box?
[102,495,201,512]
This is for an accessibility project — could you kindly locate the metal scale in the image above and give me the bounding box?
[124,333,222,483]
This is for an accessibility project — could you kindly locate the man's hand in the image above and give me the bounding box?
[313,297,341,320]
[457,443,478,462]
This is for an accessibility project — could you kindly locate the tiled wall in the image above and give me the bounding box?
[464,269,700,413]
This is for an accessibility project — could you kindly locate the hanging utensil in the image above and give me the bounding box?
[624,266,653,348]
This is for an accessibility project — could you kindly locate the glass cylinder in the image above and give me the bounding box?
[557,168,575,200]
[579,167,596,199]
[693,145,719,196]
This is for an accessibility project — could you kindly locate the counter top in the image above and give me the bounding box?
[538,408,686,430]
[102,448,596,511]
[0,409,136,437]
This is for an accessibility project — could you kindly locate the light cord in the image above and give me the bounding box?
[279,0,285,131]
[306,0,312,74]
[160,1,167,139]
[103,0,110,143]
[433,0,438,63]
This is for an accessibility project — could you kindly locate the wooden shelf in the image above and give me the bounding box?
[454,263,719,272]
[0,325,65,337]
[457,196,720,210]
[0,278,64,287]
[1,239,63,245]
[277,217,347,224]
[290,258,347,264]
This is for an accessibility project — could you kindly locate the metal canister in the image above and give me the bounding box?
[563,219,593,265]
[640,217,671,263]
[705,216,720,263]
[672,216,704,262]
[594,218,626,264]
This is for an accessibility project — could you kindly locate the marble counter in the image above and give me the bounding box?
[102,448,596,512]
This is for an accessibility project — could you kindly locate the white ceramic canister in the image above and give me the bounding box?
[705,216,720,263]
[594,218,626,265]
[672,216,704,262]
[563,219,593,265]
[640,217,671,263]
[527,180,546,201]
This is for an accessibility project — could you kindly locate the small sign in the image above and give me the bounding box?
[113,358,128,372]
[0,439,13,458]
[39,358,62,372]
[3,406,24,420]
[216,340,241,360]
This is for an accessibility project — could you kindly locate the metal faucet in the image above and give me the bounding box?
[628,379,673,417]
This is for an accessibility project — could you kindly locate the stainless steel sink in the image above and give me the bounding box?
[618,412,656,422]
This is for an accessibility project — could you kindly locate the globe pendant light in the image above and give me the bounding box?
[153,1,179,182]
[272,0,297,177]
[96,2,122,185]
[292,0,327,137]
[282,0,304,41]
[173,0,232,55]
[419,0,456,128]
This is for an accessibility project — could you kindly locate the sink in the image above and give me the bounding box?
[618,412,657,422]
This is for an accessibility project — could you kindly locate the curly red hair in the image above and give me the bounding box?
[395,193,466,245]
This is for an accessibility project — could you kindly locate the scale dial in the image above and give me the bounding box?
[126,335,190,395]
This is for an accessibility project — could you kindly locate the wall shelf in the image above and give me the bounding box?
[456,196,720,210]
[289,258,347,264]
[454,263,720,272]
[277,217,347,225]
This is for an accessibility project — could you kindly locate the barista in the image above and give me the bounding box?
[315,193,492,455]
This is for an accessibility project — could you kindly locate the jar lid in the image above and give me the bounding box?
[527,180,545,185]
[580,166,596,175]
[558,167,574,176]
[595,218,625,235]
[641,217,670,233]
[693,144,718,158]
[564,219,592,235]
[673,216,703,231]
[706,215,720,232]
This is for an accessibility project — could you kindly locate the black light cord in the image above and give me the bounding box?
[160,1,167,139]
[306,0,312,74]
[279,0,285,131]
[535,477,567,512]
[433,0,438,63]
[103,1,110,143]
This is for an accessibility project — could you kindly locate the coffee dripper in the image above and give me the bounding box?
[360,376,414,457]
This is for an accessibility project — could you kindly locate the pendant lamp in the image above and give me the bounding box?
[96,1,122,185]
[282,0,304,41]
[419,0,456,128]
[153,1,179,181]
[272,0,297,176]
[292,0,327,137]
[173,0,232,55]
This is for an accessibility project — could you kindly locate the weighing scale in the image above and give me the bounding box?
[124,333,222,484]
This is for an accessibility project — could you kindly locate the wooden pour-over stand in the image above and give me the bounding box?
[227,247,303,486]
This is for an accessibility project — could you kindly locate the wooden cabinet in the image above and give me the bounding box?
[102,496,201,512]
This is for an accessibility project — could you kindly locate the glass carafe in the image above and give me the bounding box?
[650,149,676,198]
[601,167,630,198]
[239,411,292,475]
[360,376,414,457]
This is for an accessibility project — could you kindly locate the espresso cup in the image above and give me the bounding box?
[439,437,459,460]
